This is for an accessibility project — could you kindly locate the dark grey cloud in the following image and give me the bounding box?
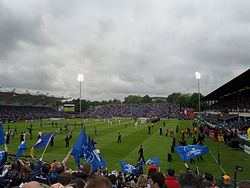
[0,1,51,58]
[0,0,249,101]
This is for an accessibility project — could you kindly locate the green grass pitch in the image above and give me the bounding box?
[2,119,250,180]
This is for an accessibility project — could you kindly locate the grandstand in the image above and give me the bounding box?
[82,103,180,119]
[203,69,250,154]
[0,89,64,107]
[0,89,67,122]
[203,68,250,115]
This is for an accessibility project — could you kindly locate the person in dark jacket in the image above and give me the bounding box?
[29,163,51,186]
[137,145,145,163]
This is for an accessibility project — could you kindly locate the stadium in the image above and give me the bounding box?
[0,69,249,188]
[1,1,250,187]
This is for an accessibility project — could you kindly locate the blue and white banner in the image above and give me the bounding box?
[175,145,209,163]
[15,141,27,160]
[145,157,160,167]
[120,161,136,174]
[134,160,144,175]
[0,124,5,145]
[120,161,143,175]
[84,137,102,172]
[71,129,87,168]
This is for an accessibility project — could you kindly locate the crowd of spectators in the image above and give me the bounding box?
[82,104,180,119]
[203,114,250,135]
[1,145,247,188]
[0,106,67,123]
[206,102,250,113]
[0,103,181,123]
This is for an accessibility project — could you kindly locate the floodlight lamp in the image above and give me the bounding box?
[77,74,84,82]
[194,72,201,79]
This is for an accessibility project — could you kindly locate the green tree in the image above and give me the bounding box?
[100,100,109,105]
[176,94,191,108]
[188,93,199,110]
[112,98,122,104]
[188,93,205,111]
[141,95,152,103]
[167,93,181,103]
[123,95,142,104]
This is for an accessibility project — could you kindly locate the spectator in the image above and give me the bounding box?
[84,175,112,188]
[22,181,49,188]
[108,174,118,188]
[29,163,51,185]
[180,172,202,188]
[137,174,149,188]
[69,178,86,188]
[202,180,212,188]
[203,173,219,188]
[58,172,73,186]
[4,161,20,187]
[15,164,32,186]
[149,172,166,188]
[164,168,179,188]
[237,181,250,188]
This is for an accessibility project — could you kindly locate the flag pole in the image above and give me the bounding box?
[196,166,199,175]
[40,133,53,159]
[184,163,189,168]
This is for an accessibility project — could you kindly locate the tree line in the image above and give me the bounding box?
[57,92,205,112]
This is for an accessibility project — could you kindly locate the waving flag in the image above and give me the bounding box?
[194,166,199,175]
[30,133,53,157]
[15,141,27,160]
[145,157,160,167]
[120,161,136,174]
[85,138,102,172]
[175,145,209,163]
[0,124,5,145]
[100,157,107,169]
[71,129,87,168]
[0,149,8,174]
[133,160,144,175]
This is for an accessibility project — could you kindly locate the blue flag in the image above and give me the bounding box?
[34,133,53,149]
[0,148,4,161]
[85,138,102,172]
[100,157,107,169]
[145,157,160,167]
[0,124,5,145]
[120,161,136,174]
[0,149,7,174]
[30,133,53,157]
[132,160,144,175]
[15,141,27,160]
[71,129,87,168]
[175,145,209,163]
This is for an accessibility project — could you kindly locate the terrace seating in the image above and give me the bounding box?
[82,103,180,119]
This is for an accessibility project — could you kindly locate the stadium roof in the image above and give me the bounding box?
[0,89,65,107]
[203,69,250,101]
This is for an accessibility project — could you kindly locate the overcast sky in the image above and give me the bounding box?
[0,0,249,101]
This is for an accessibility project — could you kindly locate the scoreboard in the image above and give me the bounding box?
[63,104,75,112]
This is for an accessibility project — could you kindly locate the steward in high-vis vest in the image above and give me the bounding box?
[222,174,231,185]
[181,129,185,137]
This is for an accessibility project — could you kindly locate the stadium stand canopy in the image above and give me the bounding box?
[203,69,250,101]
[0,88,65,107]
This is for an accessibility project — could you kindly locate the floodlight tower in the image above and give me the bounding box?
[77,74,84,116]
[194,72,201,119]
